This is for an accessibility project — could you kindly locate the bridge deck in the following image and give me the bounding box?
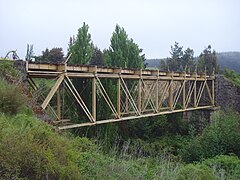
[27,62,214,79]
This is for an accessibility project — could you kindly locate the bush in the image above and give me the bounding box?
[0,114,81,179]
[0,79,25,115]
[179,137,203,163]
[177,164,214,180]
[0,60,20,78]
[180,110,240,162]
[224,68,240,86]
[202,155,240,179]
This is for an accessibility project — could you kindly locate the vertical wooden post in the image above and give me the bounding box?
[138,79,142,114]
[212,79,215,106]
[92,77,96,122]
[182,80,186,109]
[169,80,173,111]
[194,80,197,108]
[57,88,61,120]
[117,77,121,118]
[125,80,129,113]
[155,79,159,112]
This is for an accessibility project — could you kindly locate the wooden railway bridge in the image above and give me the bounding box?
[26,61,215,130]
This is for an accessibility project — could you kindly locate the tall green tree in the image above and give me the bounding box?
[160,42,195,72]
[35,48,64,63]
[170,41,183,71]
[105,24,146,68]
[65,23,95,125]
[182,48,195,72]
[197,45,219,74]
[69,22,94,64]
[101,25,146,138]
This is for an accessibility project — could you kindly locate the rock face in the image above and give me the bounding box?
[215,75,240,112]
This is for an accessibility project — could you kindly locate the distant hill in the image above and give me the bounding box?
[217,52,240,73]
[146,52,240,73]
[146,58,165,68]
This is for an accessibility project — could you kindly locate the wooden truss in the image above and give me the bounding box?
[26,62,215,130]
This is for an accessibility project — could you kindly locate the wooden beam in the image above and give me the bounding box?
[137,79,142,114]
[41,74,64,110]
[194,80,197,108]
[57,88,61,120]
[58,105,215,130]
[168,80,173,111]
[117,77,121,117]
[182,80,186,109]
[92,77,96,122]
[212,80,215,106]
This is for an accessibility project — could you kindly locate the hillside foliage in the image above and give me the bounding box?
[224,68,240,86]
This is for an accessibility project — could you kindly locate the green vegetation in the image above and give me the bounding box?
[0,59,20,77]
[180,110,240,162]
[0,114,81,179]
[224,68,240,86]
[197,45,219,74]
[0,79,25,115]
[104,24,146,68]
[1,108,240,179]
[160,42,195,72]
[68,22,94,65]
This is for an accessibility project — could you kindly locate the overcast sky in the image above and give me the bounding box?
[0,0,239,59]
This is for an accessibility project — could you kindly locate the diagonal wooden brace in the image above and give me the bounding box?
[41,74,64,110]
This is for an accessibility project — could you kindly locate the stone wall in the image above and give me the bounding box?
[215,75,240,112]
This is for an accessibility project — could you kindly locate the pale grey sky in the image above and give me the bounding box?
[0,0,239,59]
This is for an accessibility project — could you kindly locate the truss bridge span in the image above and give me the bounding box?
[26,62,215,130]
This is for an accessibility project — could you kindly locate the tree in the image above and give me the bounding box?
[105,24,146,68]
[25,44,34,61]
[169,41,183,71]
[101,25,146,138]
[68,22,94,64]
[182,48,195,72]
[65,23,94,124]
[160,42,195,72]
[198,45,219,74]
[48,48,64,63]
[89,46,104,66]
[35,48,64,63]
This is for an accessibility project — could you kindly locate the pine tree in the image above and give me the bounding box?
[198,45,219,74]
[69,22,93,64]
[105,24,145,68]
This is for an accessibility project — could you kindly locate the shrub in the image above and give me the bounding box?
[179,137,203,163]
[202,155,240,179]
[177,164,214,180]
[224,68,240,86]
[0,79,25,115]
[0,114,81,179]
[180,110,240,162]
[0,60,20,78]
